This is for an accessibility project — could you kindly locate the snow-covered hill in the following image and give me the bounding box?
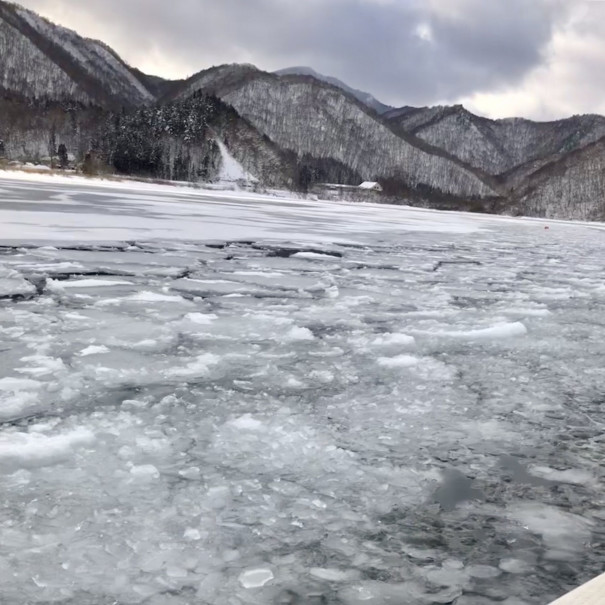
[511,137,605,220]
[175,65,499,201]
[2,2,605,218]
[387,104,605,175]
[0,0,153,107]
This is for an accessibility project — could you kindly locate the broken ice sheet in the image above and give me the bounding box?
[0,181,604,604]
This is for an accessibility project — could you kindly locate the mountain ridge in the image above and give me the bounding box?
[173,64,501,200]
[385,103,605,176]
[0,0,153,107]
[2,0,605,220]
[274,66,393,115]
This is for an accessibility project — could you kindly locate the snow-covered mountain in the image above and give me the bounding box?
[3,2,605,219]
[386,104,605,176]
[0,0,152,107]
[173,65,499,201]
[275,66,393,115]
[509,137,605,220]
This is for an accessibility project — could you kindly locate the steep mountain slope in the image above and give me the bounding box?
[275,66,393,115]
[387,104,605,176]
[173,65,499,201]
[0,0,153,107]
[511,137,605,221]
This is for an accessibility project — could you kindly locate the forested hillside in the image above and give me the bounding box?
[2,0,605,219]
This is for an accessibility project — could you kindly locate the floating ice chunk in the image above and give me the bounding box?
[230,414,264,431]
[129,464,160,481]
[310,568,352,582]
[79,345,110,357]
[425,565,470,588]
[179,466,201,480]
[130,339,160,351]
[0,389,40,421]
[135,435,170,455]
[138,552,168,573]
[165,353,220,378]
[377,355,420,368]
[4,469,32,487]
[166,566,188,578]
[0,428,95,468]
[238,568,274,588]
[309,370,334,384]
[509,504,592,561]
[421,322,528,340]
[0,377,41,392]
[0,277,35,298]
[293,251,338,259]
[196,573,223,599]
[467,565,501,579]
[127,291,188,303]
[442,559,464,570]
[206,486,231,509]
[371,333,416,347]
[527,466,595,486]
[499,558,533,574]
[59,279,133,288]
[118,446,136,460]
[286,326,315,341]
[16,355,66,376]
[184,312,218,325]
[184,528,202,541]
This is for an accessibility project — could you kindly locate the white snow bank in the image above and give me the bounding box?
[21,164,51,172]
[216,140,258,185]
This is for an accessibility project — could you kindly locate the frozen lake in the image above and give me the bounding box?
[0,174,603,605]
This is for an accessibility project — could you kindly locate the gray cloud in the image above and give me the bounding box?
[14,0,577,114]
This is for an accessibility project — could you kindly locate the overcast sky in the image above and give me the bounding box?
[15,0,605,120]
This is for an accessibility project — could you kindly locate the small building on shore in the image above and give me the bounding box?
[359,181,383,192]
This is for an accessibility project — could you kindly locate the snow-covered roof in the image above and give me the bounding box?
[359,181,381,189]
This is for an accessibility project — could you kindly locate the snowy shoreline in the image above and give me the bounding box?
[0,169,604,248]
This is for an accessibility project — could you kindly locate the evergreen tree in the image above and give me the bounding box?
[58,143,68,169]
